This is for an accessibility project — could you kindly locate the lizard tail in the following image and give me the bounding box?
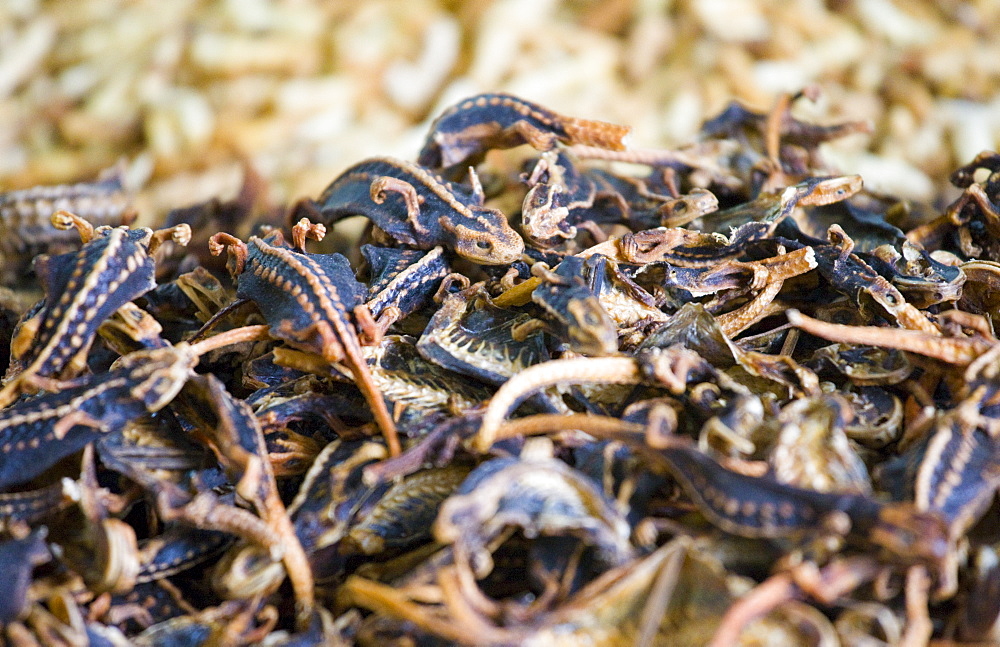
[562,116,631,151]
[347,353,403,458]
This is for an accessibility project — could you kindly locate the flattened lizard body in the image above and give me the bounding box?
[0,345,196,490]
[315,157,523,265]
[0,225,163,408]
[214,233,402,456]
[0,166,133,262]
[418,92,631,170]
[581,175,863,267]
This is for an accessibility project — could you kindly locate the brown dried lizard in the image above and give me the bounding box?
[210,220,402,457]
[418,92,631,170]
[311,157,524,265]
[579,175,862,267]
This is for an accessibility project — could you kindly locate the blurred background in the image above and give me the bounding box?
[2,0,999,220]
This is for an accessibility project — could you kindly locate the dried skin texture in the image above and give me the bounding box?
[0,225,160,406]
[524,539,739,646]
[134,527,231,584]
[528,256,619,356]
[0,167,133,273]
[607,176,860,268]
[4,49,1000,644]
[361,335,491,415]
[0,345,196,490]
[0,479,77,528]
[809,343,912,386]
[362,246,451,324]
[432,452,635,616]
[912,401,1000,547]
[174,375,315,620]
[349,465,470,554]
[769,396,872,495]
[417,284,551,385]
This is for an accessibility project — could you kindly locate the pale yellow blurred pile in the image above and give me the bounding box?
[2,0,999,219]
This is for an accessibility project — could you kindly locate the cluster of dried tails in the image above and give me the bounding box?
[2,89,1000,645]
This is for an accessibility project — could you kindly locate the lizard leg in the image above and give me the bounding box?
[147,224,192,255]
[574,220,603,243]
[50,210,96,243]
[370,177,429,237]
[272,348,332,376]
[23,373,91,393]
[432,273,471,303]
[354,304,385,346]
[466,166,486,205]
[208,232,250,276]
[291,217,327,252]
[525,151,556,186]
[509,318,548,342]
[508,120,560,151]
[52,409,106,440]
[498,266,523,292]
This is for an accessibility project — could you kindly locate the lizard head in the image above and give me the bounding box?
[441,209,524,265]
[563,295,619,356]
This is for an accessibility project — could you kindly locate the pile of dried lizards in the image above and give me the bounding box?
[2,90,999,646]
